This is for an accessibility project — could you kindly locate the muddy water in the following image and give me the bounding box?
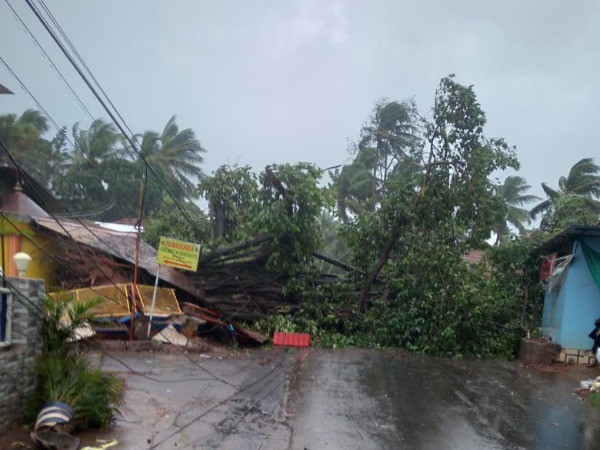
[289,350,600,450]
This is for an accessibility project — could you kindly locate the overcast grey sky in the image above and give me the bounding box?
[1,0,599,201]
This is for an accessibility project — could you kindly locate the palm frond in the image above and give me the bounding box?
[530,198,552,219]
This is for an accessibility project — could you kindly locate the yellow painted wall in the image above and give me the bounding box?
[0,215,59,289]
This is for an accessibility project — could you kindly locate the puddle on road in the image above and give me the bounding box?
[363,353,600,450]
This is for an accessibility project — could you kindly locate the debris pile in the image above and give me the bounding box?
[580,377,600,392]
[187,236,351,322]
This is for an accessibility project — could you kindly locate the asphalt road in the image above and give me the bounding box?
[289,349,600,450]
[2,348,600,450]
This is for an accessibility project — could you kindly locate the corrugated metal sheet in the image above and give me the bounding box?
[32,216,201,299]
[273,331,311,348]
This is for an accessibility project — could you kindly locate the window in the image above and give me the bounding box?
[0,288,12,348]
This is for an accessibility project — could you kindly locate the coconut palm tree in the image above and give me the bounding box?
[71,119,122,166]
[494,176,540,244]
[359,100,420,193]
[0,109,49,168]
[52,119,123,216]
[530,158,600,231]
[333,100,421,224]
[0,110,71,190]
[333,148,377,224]
[136,115,205,201]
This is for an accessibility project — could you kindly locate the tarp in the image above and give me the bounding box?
[582,240,600,292]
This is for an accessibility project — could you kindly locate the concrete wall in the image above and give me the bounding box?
[541,236,600,350]
[0,278,45,434]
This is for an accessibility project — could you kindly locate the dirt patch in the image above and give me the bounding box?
[533,361,600,382]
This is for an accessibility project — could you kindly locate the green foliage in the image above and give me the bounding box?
[291,77,546,358]
[0,112,205,221]
[589,392,600,410]
[252,314,299,336]
[251,281,363,347]
[143,195,210,249]
[198,165,260,242]
[28,295,123,430]
[494,176,540,244]
[531,158,600,231]
[257,163,331,275]
[419,76,519,245]
[332,100,422,223]
[550,194,599,231]
[341,210,390,273]
[41,295,103,357]
[275,232,547,358]
[356,234,517,358]
[200,163,331,276]
[34,354,123,430]
[136,115,206,202]
[315,75,541,358]
[316,212,352,274]
[486,231,548,334]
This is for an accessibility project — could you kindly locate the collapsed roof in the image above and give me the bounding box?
[32,216,201,298]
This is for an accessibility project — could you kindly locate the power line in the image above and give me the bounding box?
[15,0,212,331]
[2,2,251,381]
[0,206,236,388]
[36,0,135,138]
[3,272,295,450]
[0,139,137,287]
[147,351,293,449]
[2,0,95,120]
[3,0,156,222]
[0,137,220,332]
[0,274,225,386]
[23,0,205,232]
[0,56,127,221]
[0,158,289,423]
[0,55,62,132]
[0,141,245,387]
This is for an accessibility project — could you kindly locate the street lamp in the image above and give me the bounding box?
[13,252,31,278]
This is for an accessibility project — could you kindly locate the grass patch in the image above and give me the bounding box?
[589,392,600,410]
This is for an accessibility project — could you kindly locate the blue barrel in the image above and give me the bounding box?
[34,402,76,433]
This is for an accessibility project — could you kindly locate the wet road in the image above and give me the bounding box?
[3,348,600,450]
[89,349,296,449]
[289,349,600,450]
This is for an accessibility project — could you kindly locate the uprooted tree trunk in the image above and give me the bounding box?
[359,220,401,312]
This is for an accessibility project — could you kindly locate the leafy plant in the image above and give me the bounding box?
[35,354,123,430]
[143,195,210,249]
[589,392,600,410]
[41,294,103,357]
[200,163,331,277]
[28,295,124,430]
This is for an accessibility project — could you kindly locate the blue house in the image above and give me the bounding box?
[537,226,600,364]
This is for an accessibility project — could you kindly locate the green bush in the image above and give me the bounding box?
[589,392,600,410]
[27,295,124,430]
[35,355,123,429]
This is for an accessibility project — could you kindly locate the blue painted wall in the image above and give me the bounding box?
[541,237,600,349]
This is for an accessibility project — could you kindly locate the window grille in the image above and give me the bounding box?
[0,287,12,348]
